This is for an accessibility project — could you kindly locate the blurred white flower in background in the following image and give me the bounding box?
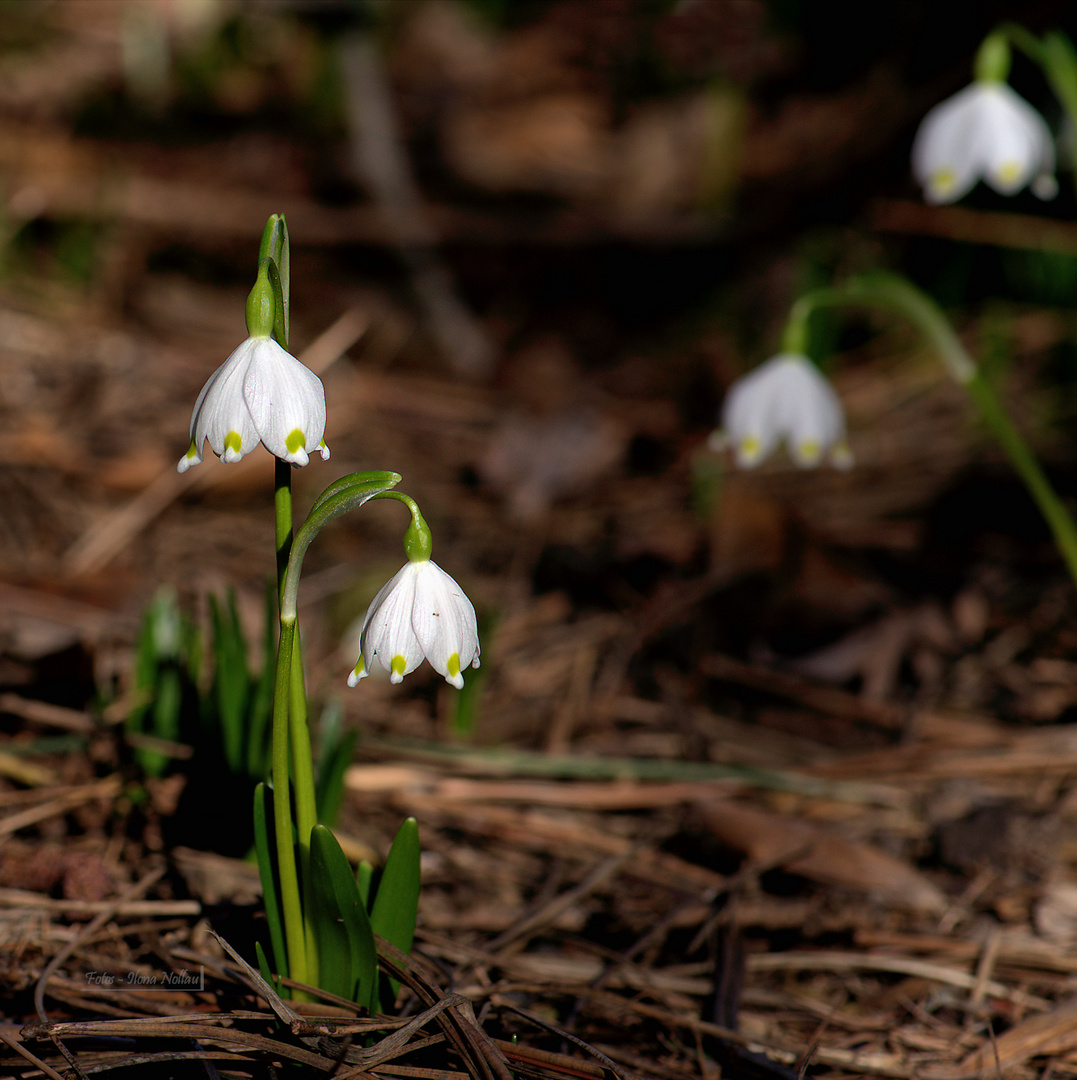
[713,353,852,469]
[912,81,1057,204]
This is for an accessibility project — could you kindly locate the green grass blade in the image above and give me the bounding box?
[315,722,356,827]
[142,665,180,776]
[356,860,373,910]
[253,782,288,981]
[210,591,249,774]
[246,581,276,778]
[255,941,278,995]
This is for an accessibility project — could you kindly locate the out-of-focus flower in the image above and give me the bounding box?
[348,559,480,689]
[912,81,1057,204]
[177,336,329,472]
[714,353,852,469]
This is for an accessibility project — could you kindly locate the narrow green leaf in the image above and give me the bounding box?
[133,603,159,690]
[315,723,357,828]
[356,860,373,910]
[255,941,275,991]
[308,835,354,1000]
[246,580,276,778]
[210,591,249,774]
[308,471,402,518]
[309,825,378,1010]
[253,782,288,981]
[142,666,180,776]
[369,817,420,1002]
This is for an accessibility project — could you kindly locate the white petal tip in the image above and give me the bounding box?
[389,673,404,684]
[1033,174,1059,200]
[319,442,331,461]
[446,674,465,690]
[706,429,728,453]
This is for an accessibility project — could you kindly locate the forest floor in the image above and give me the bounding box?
[6,3,1077,1079]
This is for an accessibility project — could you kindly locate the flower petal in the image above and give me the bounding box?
[358,563,424,682]
[411,561,481,688]
[721,359,786,467]
[719,354,848,470]
[241,338,327,467]
[911,84,986,204]
[978,83,1055,196]
[188,339,261,463]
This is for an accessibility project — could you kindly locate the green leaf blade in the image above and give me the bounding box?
[369,817,420,1002]
[309,824,378,1010]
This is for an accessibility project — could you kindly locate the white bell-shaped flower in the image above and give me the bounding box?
[348,559,480,689]
[177,336,330,472]
[912,81,1057,204]
[717,353,852,469]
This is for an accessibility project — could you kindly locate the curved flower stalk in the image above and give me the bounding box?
[770,272,1077,590]
[349,558,481,689]
[177,335,330,472]
[716,353,852,469]
[912,81,1057,204]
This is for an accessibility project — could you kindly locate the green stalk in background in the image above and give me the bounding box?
[784,272,1077,587]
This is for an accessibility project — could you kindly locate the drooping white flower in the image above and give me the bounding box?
[177,336,330,472]
[912,81,1058,204]
[716,353,852,469]
[348,559,480,689]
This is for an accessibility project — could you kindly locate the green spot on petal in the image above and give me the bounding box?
[286,429,306,454]
[391,655,407,677]
[931,168,956,196]
[447,653,461,678]
[224,431,242,454]
[185,441,198,461]
[995,160,1021,185]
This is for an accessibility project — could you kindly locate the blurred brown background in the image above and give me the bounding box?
[8,2,1077,1073]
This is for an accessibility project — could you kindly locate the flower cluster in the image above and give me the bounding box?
[178,336,329,472]
[716,353,852,470]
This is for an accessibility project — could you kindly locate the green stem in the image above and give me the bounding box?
[997,22,1047,67]
[964,372,1077,583]
[279,472,402,623]
[790,272,1077,587]
[275,458,293,611]
[271,616,307,990]
[272,469,401,985]
[998,25,1077,199]
[273,453,317,992]
[289,625,318,983]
